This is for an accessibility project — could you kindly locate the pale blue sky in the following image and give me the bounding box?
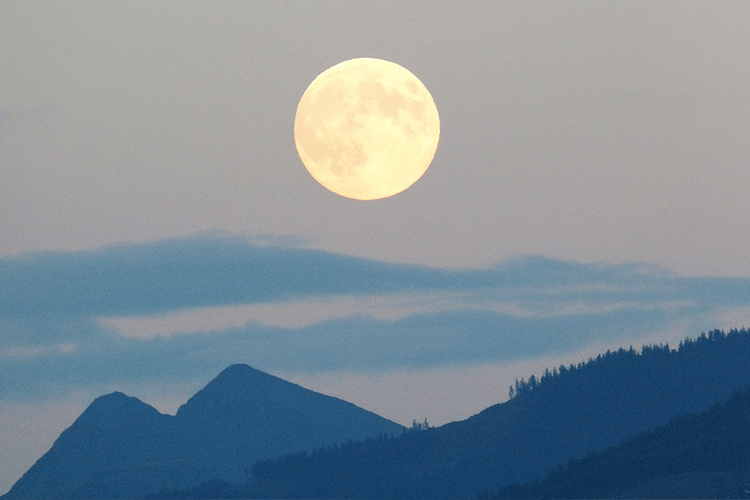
[2,1,750,494]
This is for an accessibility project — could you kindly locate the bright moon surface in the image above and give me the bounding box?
[294,58,440,200]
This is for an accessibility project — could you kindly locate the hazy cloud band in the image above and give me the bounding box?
[4,234,749,319]
[2,234,750,402]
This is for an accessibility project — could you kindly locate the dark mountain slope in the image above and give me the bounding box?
[174,364,406,482]
[208,329,750,499]
[3,392,192,500]
[2,365,403,500]
[496,384,750,499]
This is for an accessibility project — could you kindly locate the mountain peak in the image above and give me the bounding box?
[77,391,163,427]
[90,390,136,406]
[214,363,270,383]
[174,364,295,421]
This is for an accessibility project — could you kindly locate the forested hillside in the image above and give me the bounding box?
[496,383,750,499]
[153,328,750,499]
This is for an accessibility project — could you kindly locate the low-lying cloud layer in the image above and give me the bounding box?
[3,233,750,403]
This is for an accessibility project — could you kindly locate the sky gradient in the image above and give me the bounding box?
[2,1,750,494]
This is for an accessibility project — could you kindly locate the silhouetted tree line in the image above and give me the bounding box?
[509,328,746,400]
[410,418,430,431]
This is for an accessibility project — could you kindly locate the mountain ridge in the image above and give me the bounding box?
[9,329,750,500]
[175,328,750,499]
[2,364,404,500]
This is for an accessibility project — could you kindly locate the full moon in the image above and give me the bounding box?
[294,58,440,200]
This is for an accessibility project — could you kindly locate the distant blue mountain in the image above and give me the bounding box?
[1,364,404,500]
[177,329,750,499]
[9,329,750,500]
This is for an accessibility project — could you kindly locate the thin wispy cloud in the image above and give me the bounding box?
[0,233,453,318]
[0,308,679,402]
[5,234,749,320]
